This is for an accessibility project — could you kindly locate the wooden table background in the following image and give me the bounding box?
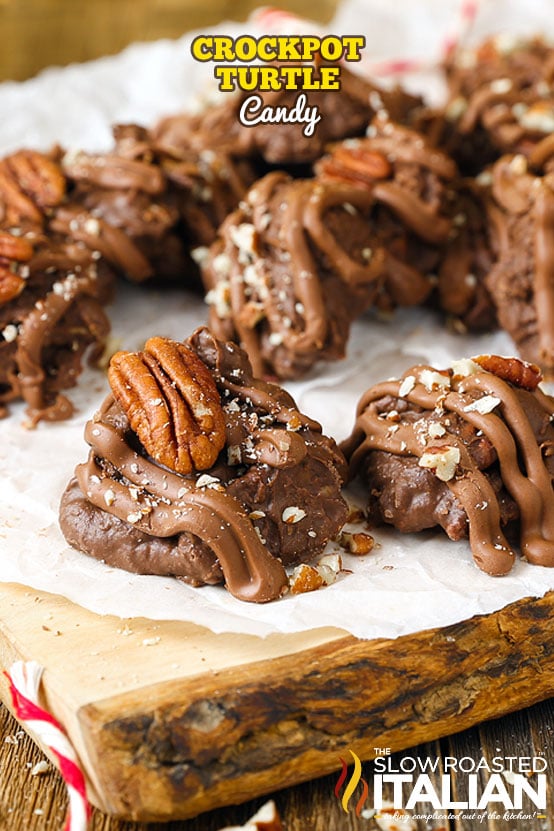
[2,697,554,830]
[0,0,338,82]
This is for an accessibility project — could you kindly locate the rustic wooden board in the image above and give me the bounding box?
[1,581,554,822]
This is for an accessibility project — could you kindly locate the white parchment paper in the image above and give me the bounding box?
[2,0,554,639]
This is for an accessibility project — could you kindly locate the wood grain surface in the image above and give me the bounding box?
[0,0,339,82]
[1,583,554,824]
[2,699,554,830]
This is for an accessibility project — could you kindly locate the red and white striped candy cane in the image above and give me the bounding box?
[252,1,481,77]
[442,0,479,58]
[4,660,91,831]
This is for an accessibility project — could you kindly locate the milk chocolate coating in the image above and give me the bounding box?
[120,123,258,255]
[0,234,113,424]
[201,115,470,382]
[485,153,554,375]
[202,115,468,380]
[437,179,497,333]
[58,124,257,285]
[317,117,459,313]
[327,119,496,332]
[342,359,554,575]
[202,170,387,379]
[158,142,257,252]
[153,62,422,166]
[0,147,118,423]
[58,126,188,283]
[436,35,554,171]
[59,327,348,602]
[61,476,225,586]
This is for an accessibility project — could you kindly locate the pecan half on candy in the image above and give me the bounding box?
[0,149,65,227]
[316,145,393,188]
[61,328,349,602]
[0,231,33,305]
[473,354,542,391]
[109,336,227,474]
[342,354,554,575]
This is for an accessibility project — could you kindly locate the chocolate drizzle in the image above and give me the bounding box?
[203,112,469,380]
[360,121,458,246]
[0,236,112,424]
[204,170,385,378]
[50,206,154,283]
[58,131,185,283]
[372,180,452,244]
[64,328,347,602]
[533,184,554,368]
[441,35,554,165]
[17,269,104,421]
[60,125,257,283]
[0,127,256,422]
[343,360,554,574]
[317,118,465,318]
[77,407,288,602]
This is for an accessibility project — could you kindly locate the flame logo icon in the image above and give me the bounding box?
[334,750,369,816]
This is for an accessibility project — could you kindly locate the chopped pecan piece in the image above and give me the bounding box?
[473,354,542,390]
[339,531,375,555]
[108,336,227,474]
[418,445,461,482]
[289,563,325,594]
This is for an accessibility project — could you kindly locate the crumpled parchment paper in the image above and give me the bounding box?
[1,0,554,639]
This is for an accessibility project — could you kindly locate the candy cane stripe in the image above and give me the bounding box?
[20,718,78,759]
[251,0,481,77]
[4,661,91,831]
